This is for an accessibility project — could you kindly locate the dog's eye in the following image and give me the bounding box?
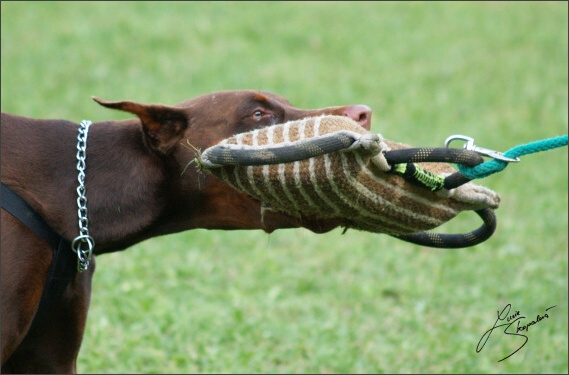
[244,109,276,128]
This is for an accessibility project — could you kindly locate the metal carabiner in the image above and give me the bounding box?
[444,135,520,163]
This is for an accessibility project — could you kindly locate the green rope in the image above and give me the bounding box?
[457,135,568,180]
[393,163,446,191]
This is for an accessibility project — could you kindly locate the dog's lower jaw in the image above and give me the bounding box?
[260,208,342,234]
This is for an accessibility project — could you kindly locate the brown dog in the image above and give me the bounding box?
[1,90,372,373]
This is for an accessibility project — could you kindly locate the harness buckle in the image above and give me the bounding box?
[445,135,520,163]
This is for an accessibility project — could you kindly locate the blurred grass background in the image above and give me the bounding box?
[1,1,567,373]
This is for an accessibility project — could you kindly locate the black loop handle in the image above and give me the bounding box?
[391,208,497,248]
[384,148,483,166]
[202,132,359,167]
[384,148,481,190]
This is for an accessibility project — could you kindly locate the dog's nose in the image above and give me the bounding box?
[342,105,372,131]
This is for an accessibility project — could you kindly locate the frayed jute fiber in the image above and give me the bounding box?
[200,115,500,235]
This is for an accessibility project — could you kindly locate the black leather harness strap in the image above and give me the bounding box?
[1,182,77,329]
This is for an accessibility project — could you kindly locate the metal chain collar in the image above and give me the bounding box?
[71,120,95,272]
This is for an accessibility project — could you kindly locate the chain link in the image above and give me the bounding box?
[71,120,95,272]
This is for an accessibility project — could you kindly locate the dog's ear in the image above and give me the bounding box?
[93,96,188,154]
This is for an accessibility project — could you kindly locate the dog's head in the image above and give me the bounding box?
[93,90,372,233]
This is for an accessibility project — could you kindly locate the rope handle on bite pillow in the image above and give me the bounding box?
[393,208,497,248]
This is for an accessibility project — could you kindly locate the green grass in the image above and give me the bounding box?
[2,1,567,373]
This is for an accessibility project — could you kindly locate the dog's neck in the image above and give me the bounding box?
[2,116,204,254]
[76,120,179,252]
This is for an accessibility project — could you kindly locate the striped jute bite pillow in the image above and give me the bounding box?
[199,115,500,237]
